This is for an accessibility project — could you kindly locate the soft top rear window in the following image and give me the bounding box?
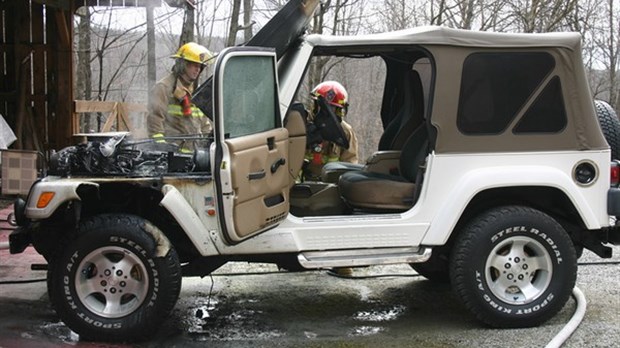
[457,52,555,135]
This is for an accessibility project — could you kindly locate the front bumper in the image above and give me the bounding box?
[7,198,32,254]
[8,226,31,254]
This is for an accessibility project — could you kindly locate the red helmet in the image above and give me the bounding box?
[311,81,349,116]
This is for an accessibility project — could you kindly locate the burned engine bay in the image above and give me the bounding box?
[48,133,212,177]
[47,96,348,178]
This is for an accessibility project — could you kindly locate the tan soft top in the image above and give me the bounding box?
[306,26,582,51]
[304,26,607,153]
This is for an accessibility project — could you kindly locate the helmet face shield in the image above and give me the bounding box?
[311,81,349,117]
[313,101,346,118]
[334,106,346,118]
[312,95,350,149]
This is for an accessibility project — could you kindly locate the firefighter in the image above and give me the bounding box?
[147,42,213,152]
[304,80,359,181]
[305,80,358,277]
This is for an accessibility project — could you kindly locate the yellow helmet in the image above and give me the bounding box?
[171,42,213,65]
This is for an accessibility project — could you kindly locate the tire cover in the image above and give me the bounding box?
[595,99,620,160]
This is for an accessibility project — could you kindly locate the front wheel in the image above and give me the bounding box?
[450,206,577,328]
[48,214,181,342]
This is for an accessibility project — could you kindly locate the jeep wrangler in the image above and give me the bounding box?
[7,0,620,342]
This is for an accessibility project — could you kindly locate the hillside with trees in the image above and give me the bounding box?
[74,0,620,160]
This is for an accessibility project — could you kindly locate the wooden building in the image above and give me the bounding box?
[0,0,187,153]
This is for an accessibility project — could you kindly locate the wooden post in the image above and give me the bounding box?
[47,7,74,150]
[0,1,17,121]
[31,1,47,149]
[14,1,31,150]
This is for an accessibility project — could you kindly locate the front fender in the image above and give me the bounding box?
[25,179,99,220]
[159,184,219,256]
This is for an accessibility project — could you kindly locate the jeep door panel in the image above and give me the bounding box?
[212,48,290,244]
[226,129,290,240]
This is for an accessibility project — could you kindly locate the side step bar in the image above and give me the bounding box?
[297,247,432,269]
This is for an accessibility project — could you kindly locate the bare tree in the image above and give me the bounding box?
[243,0,255,42]
[507,0,578,33]
[305,0,365,90]
[194,0,227,58]
[378,0,417,31]
[429,0,449,25]
[75,7,93,131]
[179,2,195,45]
[146,3,156,96]
[74,7,153,130]
[227,0,242,46]
[72,0,620,134]
[603,0,620,108]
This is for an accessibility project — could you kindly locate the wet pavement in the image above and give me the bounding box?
[1,204,619,347]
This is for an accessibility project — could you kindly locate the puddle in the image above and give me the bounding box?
[353,305,406,322]
[185,298,219,333]
[206,327,284,341]
[349,325,385,336]
[39,321,79,343]
[185,296,282,341]
[227,309,261,321]
[357,285,373,302]
[304,331,318,339]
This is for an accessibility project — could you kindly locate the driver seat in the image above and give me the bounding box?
[320,70,425,183]
[338,124,429,211]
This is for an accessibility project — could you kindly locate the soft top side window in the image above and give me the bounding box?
[513,76,567,133]
[457,52,556,135]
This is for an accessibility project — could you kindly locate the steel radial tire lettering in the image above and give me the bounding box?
[450,205,577,328]
[47,214,181,342]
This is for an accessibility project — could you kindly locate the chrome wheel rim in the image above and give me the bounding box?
[485,236,552,305]
[75,246,149,318]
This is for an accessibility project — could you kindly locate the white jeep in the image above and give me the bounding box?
[8,0,620,342]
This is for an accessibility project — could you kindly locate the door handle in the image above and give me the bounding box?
[248,170,266,180]
[271,158,286,173]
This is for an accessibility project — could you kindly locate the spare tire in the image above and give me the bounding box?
[595,99,620,160]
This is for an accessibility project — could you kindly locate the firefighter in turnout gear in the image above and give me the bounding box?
[147,42,213,152]
[304,80,359,180]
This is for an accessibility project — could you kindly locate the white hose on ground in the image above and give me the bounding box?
[544,287,587,348]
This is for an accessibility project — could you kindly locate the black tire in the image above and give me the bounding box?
[595,99,620,160]
[450,206,576,328]
[47,214,181,342]
[410,246,450,283]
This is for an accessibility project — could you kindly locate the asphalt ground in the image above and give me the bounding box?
[1,203,619,348]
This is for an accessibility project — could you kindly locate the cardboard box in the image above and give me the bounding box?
[1,150,39,195]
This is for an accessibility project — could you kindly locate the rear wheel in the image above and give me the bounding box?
[450,206,576,328]
[48,214,181,342]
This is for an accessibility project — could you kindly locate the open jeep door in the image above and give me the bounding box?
[212,47,290,244]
